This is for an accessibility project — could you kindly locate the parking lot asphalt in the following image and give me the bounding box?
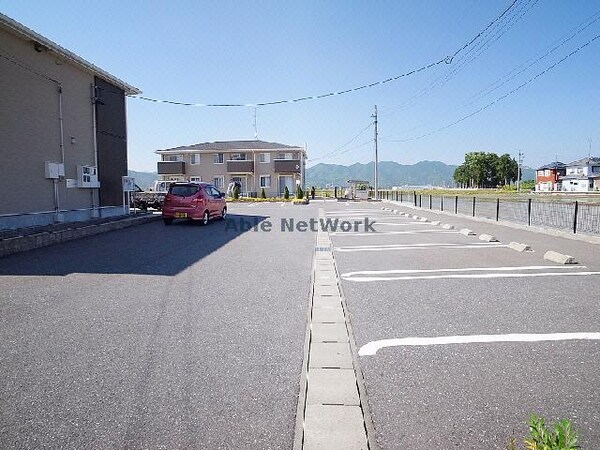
[2,199,599,449]
[327,201,600,449]
[0,202,318,449]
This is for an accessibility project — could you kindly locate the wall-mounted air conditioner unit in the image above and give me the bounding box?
[77,165,100,188]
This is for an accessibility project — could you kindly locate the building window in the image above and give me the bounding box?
[213,176,224,188]
[545,170,551,176]
[191,154,201,165]
[213,153,224,164]
[537,170,544,177]
[164,154,183,162]
[278,153,293,160]
[230,153,247,161]
[190,176,202,182]
[260,175,271,188]
[259,153,271,163]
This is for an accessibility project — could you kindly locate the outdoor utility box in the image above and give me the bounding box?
[44,161,65,179]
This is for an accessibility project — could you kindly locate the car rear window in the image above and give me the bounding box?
[169,185,200,197]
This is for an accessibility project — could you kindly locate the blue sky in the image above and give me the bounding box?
[2,0,599,171]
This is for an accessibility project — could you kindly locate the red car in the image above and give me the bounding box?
[161,182,227,225]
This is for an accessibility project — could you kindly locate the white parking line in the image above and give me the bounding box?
[370,222,433,226]
[341,265,600,282]
[358,332,600,356]
[330,230,457,237]
[335,243,506,252]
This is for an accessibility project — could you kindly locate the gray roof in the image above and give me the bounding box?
[157,140,303,153]
[537,161,565,170]
[0,13,141,95]
[565,156,600,167]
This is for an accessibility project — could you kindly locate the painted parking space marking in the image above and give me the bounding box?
[330,230,457,237]
[340,265,600,282]
[335,243,506,252]
[358,332,600,356]
[369,222,434,226]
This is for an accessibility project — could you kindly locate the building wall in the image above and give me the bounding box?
[0,27,129,229]
[0,28,96,222]
[158,149,304,197]
[95,77,127,207]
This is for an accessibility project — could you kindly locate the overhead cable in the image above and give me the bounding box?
[383,33,600,144]
[133,2,518,108]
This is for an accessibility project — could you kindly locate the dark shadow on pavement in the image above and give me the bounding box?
[0,214,268,277]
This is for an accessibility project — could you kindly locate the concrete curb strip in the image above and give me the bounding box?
[430,221,441,226]
[479,234,498,242]
[544,250,577,265]
[442,224,454,230]
[296,209,370,450]
[0,214,159,258]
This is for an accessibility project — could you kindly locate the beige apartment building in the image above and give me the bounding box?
[156,140,307,197]
[0,13,140,230]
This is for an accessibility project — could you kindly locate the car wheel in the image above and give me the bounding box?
[221,207,227,220]
[202,210,210,226]
[163,218,173,226]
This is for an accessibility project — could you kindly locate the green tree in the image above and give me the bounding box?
[496,153,518,186]
[453,164,469,188]
[233,184,240,200]
[284,186,290,200]
[296,185,304,199]
[260,187,266,199]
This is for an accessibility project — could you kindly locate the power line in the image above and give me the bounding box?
[132,1,519,108]
[383,32,600,144]
[383,0,537,117]
[309,123,372,162]
[393,6,600,136]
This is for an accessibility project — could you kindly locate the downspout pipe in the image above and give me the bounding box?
[54,84,65,222]
[91,83,99,217]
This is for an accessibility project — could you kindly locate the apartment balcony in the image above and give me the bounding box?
[157,161,185,174]
[274,159,301,173]
[227,160,254,173]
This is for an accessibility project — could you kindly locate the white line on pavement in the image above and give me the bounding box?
[369,222,433,226]
[335,243,505,252]
[342,271,600,282]
[330,230,457,237]
[343,265,586,276]
[358,332,600,356]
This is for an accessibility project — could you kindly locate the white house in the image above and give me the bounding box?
[560,157,600,192]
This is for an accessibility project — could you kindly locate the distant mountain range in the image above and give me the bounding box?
[306,160,460,187]
[128,170,158,190]
[129,162,535,189]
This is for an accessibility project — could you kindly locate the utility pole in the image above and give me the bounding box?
[517,150,524,192]
[253,107,258,140]
[372,105,378,200]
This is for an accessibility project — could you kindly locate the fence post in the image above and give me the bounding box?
[334,187,337,198]
[573,201,579,234]
[455,195,458,214]
[527,198,532,226]
[414,191,417,206]
[472,196,476,217]
[429,194,432,209]
[441,195,444,211]
[400,191,403,203]
[496,198,500,221]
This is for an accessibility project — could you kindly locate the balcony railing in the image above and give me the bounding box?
[274,159,301,173]
[157,161,185,174]
[227,160,254,173]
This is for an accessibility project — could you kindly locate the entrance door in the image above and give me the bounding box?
[231,176,247,196]
[278,176,294,196]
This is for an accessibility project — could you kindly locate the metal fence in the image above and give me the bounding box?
[375,190,600,235]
